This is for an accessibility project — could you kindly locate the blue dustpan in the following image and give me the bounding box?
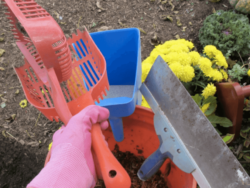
[90,28,142,142]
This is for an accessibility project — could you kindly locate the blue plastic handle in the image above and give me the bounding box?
[109,117,124,142]
[137,147,168,181]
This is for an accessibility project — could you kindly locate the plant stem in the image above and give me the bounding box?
[238,52,244,65]
[241,64,248,69]
[6,131,16,140]
[34,112,41,127]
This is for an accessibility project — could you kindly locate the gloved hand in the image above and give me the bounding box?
[27,105,110,188]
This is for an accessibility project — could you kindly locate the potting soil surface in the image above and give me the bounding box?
[0,0,233,187]
[94,145,167,188]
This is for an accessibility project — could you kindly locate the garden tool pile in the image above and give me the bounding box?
[2,0,130,187]
[3,0,250,188]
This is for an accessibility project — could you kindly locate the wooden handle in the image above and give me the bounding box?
[92,123,131,188]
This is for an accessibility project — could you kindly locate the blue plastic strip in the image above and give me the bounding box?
[76,41,86,57]
[79,64,92,87]
[80,39,89,55]
[72,43,82,59]
[83,63,96,85]
[87,60,99,81]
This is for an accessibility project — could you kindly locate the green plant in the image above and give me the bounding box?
[192,94,233,135]
[228,64,247,81]
[199,10,250,57]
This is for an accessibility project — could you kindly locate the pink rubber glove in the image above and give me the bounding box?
[27,105,110,188]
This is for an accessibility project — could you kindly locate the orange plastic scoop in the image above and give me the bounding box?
[15,29,131,188]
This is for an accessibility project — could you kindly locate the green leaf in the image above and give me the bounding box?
[216,128,221,134]
[203,96,217,105]
[204,102,217,116]
[222,134,234,144]
[239,152,244,159]
[240,131,248,139]
[244,138,250,148]
[243,153,250,162]
[207,114,233,128]
[241,126,250,133]
[192,94,202,107]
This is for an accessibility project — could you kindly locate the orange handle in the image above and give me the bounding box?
[47,68,72,124]
[92,123,131,188]
[47,68,131,188]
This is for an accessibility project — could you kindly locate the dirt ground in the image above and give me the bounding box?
[0,0,233,187]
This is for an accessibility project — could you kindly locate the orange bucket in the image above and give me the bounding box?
[45,106,197,188]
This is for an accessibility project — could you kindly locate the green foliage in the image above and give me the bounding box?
[199,10,250,57]
[228,64,247,81]
[192,94,233,132]
[222,134,235,144]
[207,114,233,128]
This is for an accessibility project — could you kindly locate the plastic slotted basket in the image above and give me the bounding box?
[2,0,72,84]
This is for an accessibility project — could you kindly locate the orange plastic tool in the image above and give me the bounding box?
[2,0,72,84]
[4,0,131,187]
[216,82,250,140]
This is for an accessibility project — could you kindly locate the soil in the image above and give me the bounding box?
[94,145,167,188]
[0,0,233,187]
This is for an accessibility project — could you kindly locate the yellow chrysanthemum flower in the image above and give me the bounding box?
[142,56,154,65]
[201,103,210,113]
[169,63,194,82]
[189,51,201,66]
[202,83,217,99]
[208,69,223,82]
[141,95,150,108]
[181,65,195,82]
[169,62,183,79]
[162,52,180,65]
[220,69,228,80]
[248,70,250,76]
[19,99,28,108]
[203,45,218,58]
[142,63,153,82]
[168,44,190,53]
[214,53,228,68]
[198,57,212,74]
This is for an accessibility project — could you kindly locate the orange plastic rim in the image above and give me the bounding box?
[45,106,197,188]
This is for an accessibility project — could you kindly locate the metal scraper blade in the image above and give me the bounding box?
[140,56,250,188]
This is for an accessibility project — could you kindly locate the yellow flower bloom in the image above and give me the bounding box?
[201,103,210,113]
[181,65,195,82]
[203,45,218,58]
[248,70,250,76]
[19,99,28,108]
[142,63,153,82]
[189,51,201,66]
[214,53,228,68]
[220,69,228,80]
[169,62,183,79]
[169,63,195,82]
[208,69,223,82]
[142,56,154,65]
[198,57,212,74]
[141,95,150,108]
[168,44,190,53]
[202,83,217,99]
